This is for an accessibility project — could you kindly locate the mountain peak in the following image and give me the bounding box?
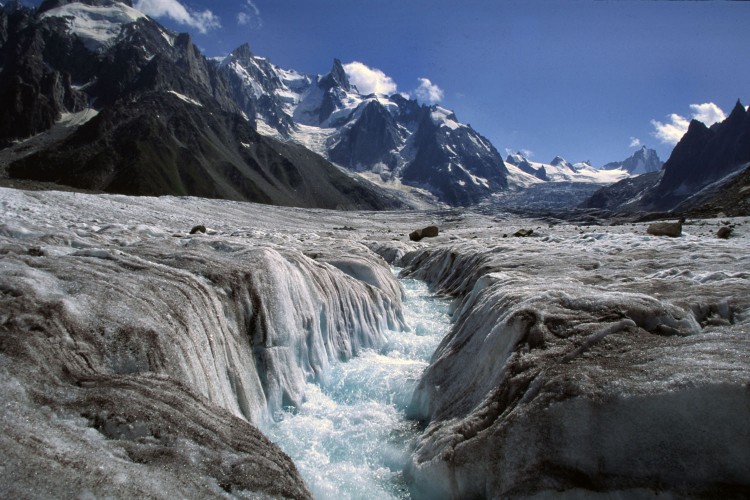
[550,156,574,170]
[550,156,565,164]
[230,43,254,62]
[320,58,351,92]
[729,98,748,119]
[602,146,662,175]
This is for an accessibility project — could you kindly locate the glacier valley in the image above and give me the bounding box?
[1,187,749,498]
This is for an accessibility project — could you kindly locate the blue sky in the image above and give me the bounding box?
[35,0,750,166]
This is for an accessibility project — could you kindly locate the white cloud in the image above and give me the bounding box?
[504,148,533,159]
[414,77,444,104]
[134,0,220,34]
[342,62,398,95]
[237,0,262,28]
[651,114,691,145]
[629,137,641,148]
[689,102,726,126]
[651,102,726,145]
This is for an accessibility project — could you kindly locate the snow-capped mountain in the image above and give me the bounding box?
[504,152,630,187]
[602,145,663,175]
[0,0,404,209]
[219,49,509,206]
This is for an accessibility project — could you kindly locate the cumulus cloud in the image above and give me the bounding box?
[342,62,398,95]
[689,102,726,126]
[651,102,727,145]
[629,137,641,148]
[135,0,220,33]
[414,77,444,104]
[651,114,691,145]
[237,0,262,28]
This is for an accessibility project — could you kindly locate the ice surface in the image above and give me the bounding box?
[57,108,100,127]
[389,215,750,498]
[2,186,749,498]
[0,187,418,497]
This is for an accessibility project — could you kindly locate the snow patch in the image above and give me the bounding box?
[167,90,203,107]
[41,2,146,51]
[430,106,461,130]
[57,108,99,128]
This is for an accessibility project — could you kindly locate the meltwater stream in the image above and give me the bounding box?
[262,270,451,499]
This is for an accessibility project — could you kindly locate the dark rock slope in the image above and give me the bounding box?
[583,100,750,215]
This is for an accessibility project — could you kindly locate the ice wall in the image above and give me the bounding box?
[398,231,750,498]
[0,188,406,497]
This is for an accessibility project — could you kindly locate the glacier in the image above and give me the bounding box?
[1,186,749,498]
[388,218,750,498]
[0,187,407,497]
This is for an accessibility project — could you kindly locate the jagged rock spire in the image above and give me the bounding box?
[230,43,254,62]
[320,58,351,92]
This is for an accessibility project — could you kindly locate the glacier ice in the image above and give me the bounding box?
[1,186,749,498]
[0,187,409,497]
[389,220,750,498]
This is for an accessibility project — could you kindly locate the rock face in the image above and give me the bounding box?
[0,188,408,497]
[653,100,750,210]
[395,224,750,498]
[675,163,750,217]
[0,1,403,210]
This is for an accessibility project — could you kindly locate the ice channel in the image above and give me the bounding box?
[261,269,451,499]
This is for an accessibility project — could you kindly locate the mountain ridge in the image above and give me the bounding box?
[582,100,750,215]
[0,0,405,209]
[218,48,510,206]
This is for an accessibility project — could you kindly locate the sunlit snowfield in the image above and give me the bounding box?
[262,273,450,499]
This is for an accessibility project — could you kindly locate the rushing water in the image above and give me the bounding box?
[262,270,451,499]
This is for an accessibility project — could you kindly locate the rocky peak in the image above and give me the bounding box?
[550,156,574,170]
[723,98,748,127]
[320,58,350,92]
[228,43,253,64]
[601,146,662,175]
[504,153,523,166]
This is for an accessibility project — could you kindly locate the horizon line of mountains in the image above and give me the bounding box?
[1,0,748,214]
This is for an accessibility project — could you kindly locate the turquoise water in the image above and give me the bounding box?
[262,272,451,499]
